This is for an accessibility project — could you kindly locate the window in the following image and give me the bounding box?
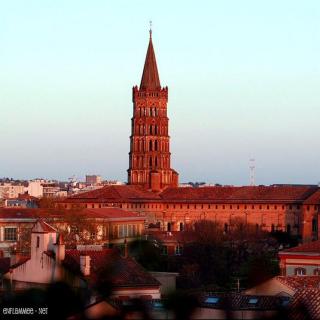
[248,298,259,305]
[224,223,228,233]
[179,222,184,231]
[314,268,320,275]
[167,222,172,232]
[175,245,183,255]
[294,267,306,276]
[162,246,168,255]
[312,218,317,233]
[4,228,17,241]
[119,225,128,238]
[204,297,219,304]
[36,236,40,248]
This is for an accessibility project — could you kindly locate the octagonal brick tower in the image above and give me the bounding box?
[128,29,179,192]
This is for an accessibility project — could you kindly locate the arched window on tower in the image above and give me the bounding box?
[155,126,158,135]
[155,157,158,167]
[149,140,152,151]
[312,218,317,233]
[155,140,158,151]
[167,222,172,232]
[149,157,152,168]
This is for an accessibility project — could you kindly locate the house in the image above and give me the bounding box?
[2,220,161,300]
[279,240,320,276]
[0,207,146,257]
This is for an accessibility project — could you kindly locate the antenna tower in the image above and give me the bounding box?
[249,158,255,186]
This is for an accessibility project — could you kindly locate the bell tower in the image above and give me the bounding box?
[128,28,179,191]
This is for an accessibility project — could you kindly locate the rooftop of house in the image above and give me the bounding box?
[61,185,320,204]
[280,240,320,254]
[288,288,320,320]
[0,207,144,221]
[276,276,320,290]
[63,249,160,288]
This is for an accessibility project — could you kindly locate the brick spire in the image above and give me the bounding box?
[128,28,179,191]
[140,29,161,90]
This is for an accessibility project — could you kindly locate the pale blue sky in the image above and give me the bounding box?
[0,0,319,185]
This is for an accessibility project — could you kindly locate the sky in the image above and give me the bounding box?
[0,0,320,185]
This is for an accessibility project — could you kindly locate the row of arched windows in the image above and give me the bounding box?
[133,139,170,152]
[136,107,159,117]
[135,124,168,136]
[132,155,170,169]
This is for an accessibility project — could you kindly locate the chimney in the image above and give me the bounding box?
[80,255,91,276]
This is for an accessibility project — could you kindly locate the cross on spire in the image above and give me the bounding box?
[149,20,152,39]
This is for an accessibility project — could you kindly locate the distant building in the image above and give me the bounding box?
[0,183,24,199]
[27,180,43,198]
[86,175,102,185]
[4,193,38,209]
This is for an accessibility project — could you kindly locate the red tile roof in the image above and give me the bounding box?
[32,220,57,233]
[281,240,320,254]
[304,189,320,204]
[63,185,319,204]
[0,207,143,221]
[289,288,320,320]
[63,249,160,288]
[160,186,318,203]
[276,276,320,291]
[64,185,160,203]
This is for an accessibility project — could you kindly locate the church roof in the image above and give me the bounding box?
[140,31,161,90]
[304,189,320,204]
[63,185,160,203]
[160,186,318,203]
[62,185,319,204]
